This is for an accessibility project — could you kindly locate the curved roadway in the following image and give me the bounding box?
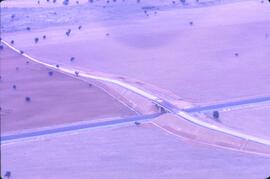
[1,39,270,147]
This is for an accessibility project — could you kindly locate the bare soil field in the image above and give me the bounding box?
[2,0,270,105]
[0,46,135,134]
[1,123,270,179]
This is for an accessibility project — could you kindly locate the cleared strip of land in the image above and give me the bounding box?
[1,113,161,142]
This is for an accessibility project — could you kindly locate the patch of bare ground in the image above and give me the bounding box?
[152,113,270,156]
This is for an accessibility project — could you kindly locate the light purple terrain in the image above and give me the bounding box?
[1,0,270,178]
[2,124,270,179]
[3,0,270,105]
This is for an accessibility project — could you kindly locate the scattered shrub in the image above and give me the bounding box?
[63,0,69,5]
[25,97,31,102]
[34,37,39,43]
[180,0,186,4]
[66,29,71,36]
[213,111,219,119]
[70,57,75,62]
[5,171,11,179]
[48,71,53,76]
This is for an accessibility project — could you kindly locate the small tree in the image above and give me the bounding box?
[11,14,15,19]
[12,85,17,90]
[34,37,39,44]
[11,40,14,44]
[48,71,53,76]
[43,35,47,39]
[4,171,11,179]
[63,0,69,5]
[26,27,31,31]
[25,97,31,102]
[70,57,75,62]
[66,29,71,36]
[0,45,3,50]
[180,0,186,4]
[213,111,219,119]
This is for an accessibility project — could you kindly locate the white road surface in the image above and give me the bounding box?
[2,39,270,147]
